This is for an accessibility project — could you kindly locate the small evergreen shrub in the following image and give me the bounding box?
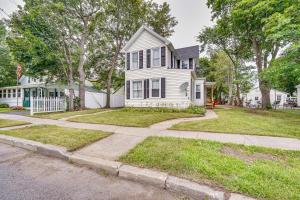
[0,104,9,108]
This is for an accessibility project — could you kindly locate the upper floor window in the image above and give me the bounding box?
[182,60,189,69]
[132,52,138,69]
[152,48,160,67]
[151,79,160,98]
[276,95,282,101]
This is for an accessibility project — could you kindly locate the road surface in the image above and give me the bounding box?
[0,143,185,200]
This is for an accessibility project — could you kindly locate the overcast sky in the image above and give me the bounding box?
[0,0,213,48]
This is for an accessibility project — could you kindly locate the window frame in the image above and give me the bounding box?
[131,80,143,99]
[150,78,161,98]
[152,47,161,67]
[131,51,139,70]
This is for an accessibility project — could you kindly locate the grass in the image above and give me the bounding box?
[32,108,107,120]
[0,108,11,112]
[0,119,30,128]
[171,108,300,139]
[69,107,205,127]
[0,125,111,151]
[120,137,300,200]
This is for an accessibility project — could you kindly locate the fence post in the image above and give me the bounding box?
[30,97,33,116]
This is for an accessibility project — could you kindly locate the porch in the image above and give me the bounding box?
[204,82,216,109]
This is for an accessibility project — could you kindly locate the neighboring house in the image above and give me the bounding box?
[121,26,214,108]
[243,88,288,107]
[296,84,300,107]
[0,76,124,108]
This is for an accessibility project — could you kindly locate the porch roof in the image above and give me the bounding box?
[204,82,216,88]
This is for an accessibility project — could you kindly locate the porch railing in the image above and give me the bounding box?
[30,97,66,115]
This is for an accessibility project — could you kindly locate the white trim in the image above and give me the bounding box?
[150,78,161,98]
[131,79,144,100]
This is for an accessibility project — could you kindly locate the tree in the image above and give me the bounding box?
[198,18,253,106]
[91,0,177,108]
[206,0,297,109]
[7,1,76,110]
[0,21,16,87]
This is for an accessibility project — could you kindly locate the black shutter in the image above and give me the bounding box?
[144,79,147,99]
[139,50,143,69]
[177,60,180,69]
[189,58,193,69]
[161,78,166,98]
[126,53,130,70]
[147,49,151,68]
[171,52,173,68]
[161,47,166,66]
[126,80,130,99]
[143,79,150,99]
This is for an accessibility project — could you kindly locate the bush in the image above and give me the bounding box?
[0,104,9,108]
[122,106,205,115]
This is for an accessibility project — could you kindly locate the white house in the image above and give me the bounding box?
[296,84,300,107]
[0,76,124,109]
[243,87,288,107]
[121,26,214,108]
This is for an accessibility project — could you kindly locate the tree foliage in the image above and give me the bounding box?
[0,21,16,87]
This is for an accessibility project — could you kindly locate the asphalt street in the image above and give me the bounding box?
[0,143,185,200]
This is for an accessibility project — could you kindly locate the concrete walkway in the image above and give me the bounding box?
[1,111,300,161]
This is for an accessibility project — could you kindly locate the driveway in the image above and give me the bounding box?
[0,143,182,200]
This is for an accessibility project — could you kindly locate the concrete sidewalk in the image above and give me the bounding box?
[1,111,300,163]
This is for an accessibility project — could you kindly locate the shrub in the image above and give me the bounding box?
[0,104,9,108]
[121,106,205,115]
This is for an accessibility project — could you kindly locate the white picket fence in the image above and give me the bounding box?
[30,97,66,115]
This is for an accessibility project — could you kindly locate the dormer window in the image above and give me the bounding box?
[132,52,138,69]
[152,48,160,67]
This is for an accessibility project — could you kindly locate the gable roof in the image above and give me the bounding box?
[121,26,174,53]
[175,45,199,60]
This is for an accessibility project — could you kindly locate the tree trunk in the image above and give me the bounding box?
[67,79,74,111]
[236,83,241,106]
[105,67,114,108]
[252,38,271,109]
[78,33,87,110]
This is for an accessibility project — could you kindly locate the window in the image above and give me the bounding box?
[132,80,143,99]
[152,48,160,67]
[132,52,138,69]
[276,95,282,101]
[7,89,11,98]
[3,90,6,98]
[196,85,201,99]
[182,60,188,69]
[12,89,16,98]
[17,89,21,97]
[0,90,2,98]
[255,96,259,101]
[151,79,160,97]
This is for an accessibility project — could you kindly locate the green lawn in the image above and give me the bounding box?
[32,109,107,120]
[69,107,204,127]
[171,108,300,139]
[120,137,300,200]
[0,108,11,112]
[0,119,30,128]
[0,125,111,151]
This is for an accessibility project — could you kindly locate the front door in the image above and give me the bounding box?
[23,88,30,107]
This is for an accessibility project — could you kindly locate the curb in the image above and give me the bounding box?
[0,135,255,200]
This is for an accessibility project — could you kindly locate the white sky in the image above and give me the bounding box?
[0,0,213,48]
